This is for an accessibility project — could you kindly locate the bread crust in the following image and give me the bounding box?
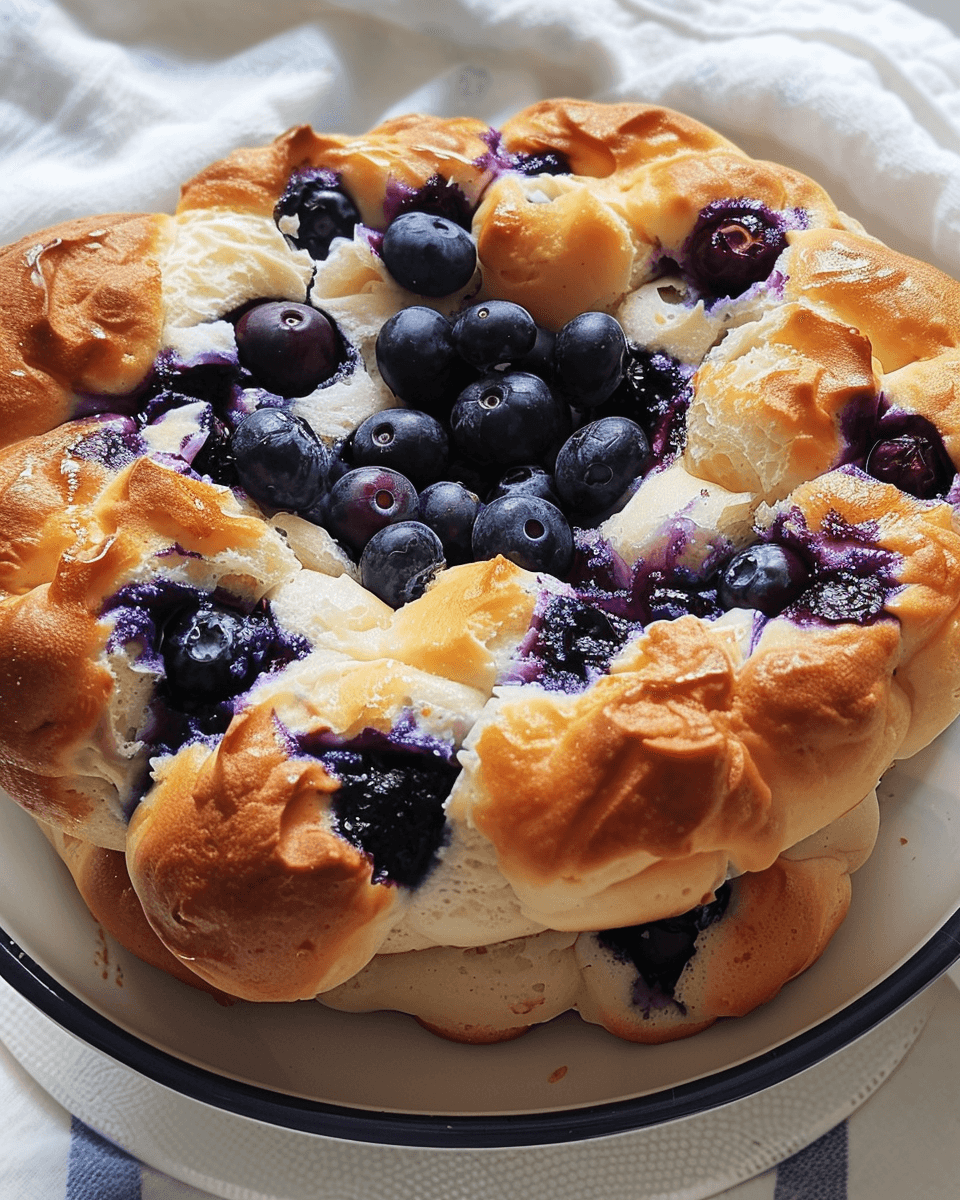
[1,98,958,1043]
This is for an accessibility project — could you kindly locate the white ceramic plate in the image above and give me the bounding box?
[1,714,959,1147]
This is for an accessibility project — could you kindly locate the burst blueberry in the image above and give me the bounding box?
[162,603,268,707]
[235,301,342,397]
[360,521,446,609]
[380,211,477,297]
[865,433,953,499]
[275,175,360,260]
[231,408,327,512]
[471,494,573,577]
[685,202,787,299]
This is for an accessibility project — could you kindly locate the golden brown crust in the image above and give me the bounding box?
[782,227,960,371]
[462,617,782,928]
[499,99,738,180]
[0,214,166,448]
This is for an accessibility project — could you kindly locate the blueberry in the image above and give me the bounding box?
[325,466,419,555]
[599,884,730,998]
[190,414,238,488]
[554,416,650,515]
[417,480,481,565]
[686,202,787,299]
[471,494,573,577]
[487,464,561,508]
[323,747,458,887]
[348,408,449,488]
[717,543,810,616]
[380,211,477,297]
[162,603,267,706]
[231,408,327,511]
[235,301,342,397]
[450,372,571,467]
[360,520,446,608]
[554,312,627,409]
[865,433,953,499]
[275,176,360,260]
[375,306,464,415]
[452,301,537,371]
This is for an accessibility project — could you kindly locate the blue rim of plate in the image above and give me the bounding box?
[2,913,960,1149]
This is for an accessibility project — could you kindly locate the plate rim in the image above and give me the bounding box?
[2,912,960,1149]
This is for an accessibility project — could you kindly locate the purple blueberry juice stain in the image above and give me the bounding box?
[598,882,731,1011]
[70,417,145,470]
[763,489,903,625]
[382,173,475,230]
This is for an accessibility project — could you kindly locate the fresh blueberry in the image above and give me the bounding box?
[554,416,650,515]
[452,301,537,371]
[717,542,810,616]
[348,408,449,488]
[231,407,327,511]
[360,520,446,608]
[375,306,464,416]
[161,603,268,706]
[417,480,481,565]
[686,202,787,299]
[275,176,360,260]
[553,312,627,409]
[865,433,953,499]
[380,211,477,297]
[235,301,342,397]
[325,466,418,555]
[487,464,561,508]
[471,494,573,577]
[450,372,571,467]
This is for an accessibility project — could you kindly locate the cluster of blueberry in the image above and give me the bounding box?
[228,275,663,607]
[223,173,957,618]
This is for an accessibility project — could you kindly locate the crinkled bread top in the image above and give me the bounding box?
[2,98,959,1044]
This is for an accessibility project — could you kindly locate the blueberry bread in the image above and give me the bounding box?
[3,98,960,1044]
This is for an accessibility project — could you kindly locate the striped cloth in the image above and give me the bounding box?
[4,969,960,1200]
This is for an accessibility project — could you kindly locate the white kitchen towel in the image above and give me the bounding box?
[2,0,960,279]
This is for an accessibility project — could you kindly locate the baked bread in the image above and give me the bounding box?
[2,98,959,1045]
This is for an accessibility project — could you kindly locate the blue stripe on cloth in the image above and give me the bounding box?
[774,1120,848,1200]
[66,1116,142,1200]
